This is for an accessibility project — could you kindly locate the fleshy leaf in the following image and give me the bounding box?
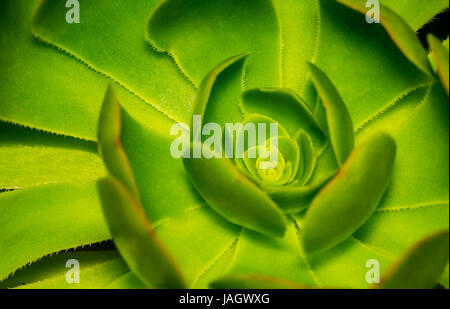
[241,88,325,147]
[428,35,449,95]
[271,0,319,97]
[227,222,318,286]
[97,85,140,200]
[1,251,126,289]
[308,62,354,166]
[303,132,396,255]
[378,230,449,289]
[296,130,317,186]
[0,0,109,140]
[210,274,305,289]
[192,53,248,124]
[32,0,195,124]
[147,0,281,88]
[0,182,110,281]
[374,84,449,210]
[0,121,105,189]
[183,154,287,238]
[314,0,429,131]
[98,177,186,289]
[17,254,128,289]
[337,0,433,77]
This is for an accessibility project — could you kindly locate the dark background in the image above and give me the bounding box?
[418,9,449,48]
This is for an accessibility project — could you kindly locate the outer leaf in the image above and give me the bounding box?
[271,0,319,96]
[227,223,318,286]
[315,0,428,132]
[308,62,354,166]
[147,0,281,88]
[378,230,449,289]
[98,177,186,289]
[1,251,126,289]
[0,122,105,189]
[303,132,396,255]
[0,183,110,281]
[428,35,449,95]
[0,0,108,139]
[32,0,195,124]
[337,0,433,77]
[183,155,287,238]
[1,0,172,141]
[17,255,128,289]
[373,84,449,210]
[210,274,305,289]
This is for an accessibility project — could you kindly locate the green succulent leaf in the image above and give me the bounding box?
[428,34,450,95]
[98,85,141,200]
[17,256,127,289]
[295,130,317,185]
[147,0,281,88]
[241,88,325,147]
[183,154,287,238]
[307,62,355,166]
[337,0,433,77]
[303,132,396,255]
[32,0,195,124]
[271,0,319,98]
[0,183,110,281]
[192,53,248,124]
[0,122,105,189]
[315,0,429,129]
[98,177,186,289]
[378,230,449,289]
[1,251,127,289]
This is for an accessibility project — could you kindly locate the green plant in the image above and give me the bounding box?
[0,0,448,289]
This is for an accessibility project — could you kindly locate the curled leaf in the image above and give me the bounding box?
[97,85,140,200]
[307,62,355,166]
[183,154,287,238]
[303,132,396,255]
[337,0,433,77]
[97,177,186,289]
[192,53,249,123]
[241,87,325,146]
[378,230,449,289]
[428,34,449,95]
[210,274,305,289]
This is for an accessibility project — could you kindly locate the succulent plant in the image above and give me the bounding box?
[0,0,449,289]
